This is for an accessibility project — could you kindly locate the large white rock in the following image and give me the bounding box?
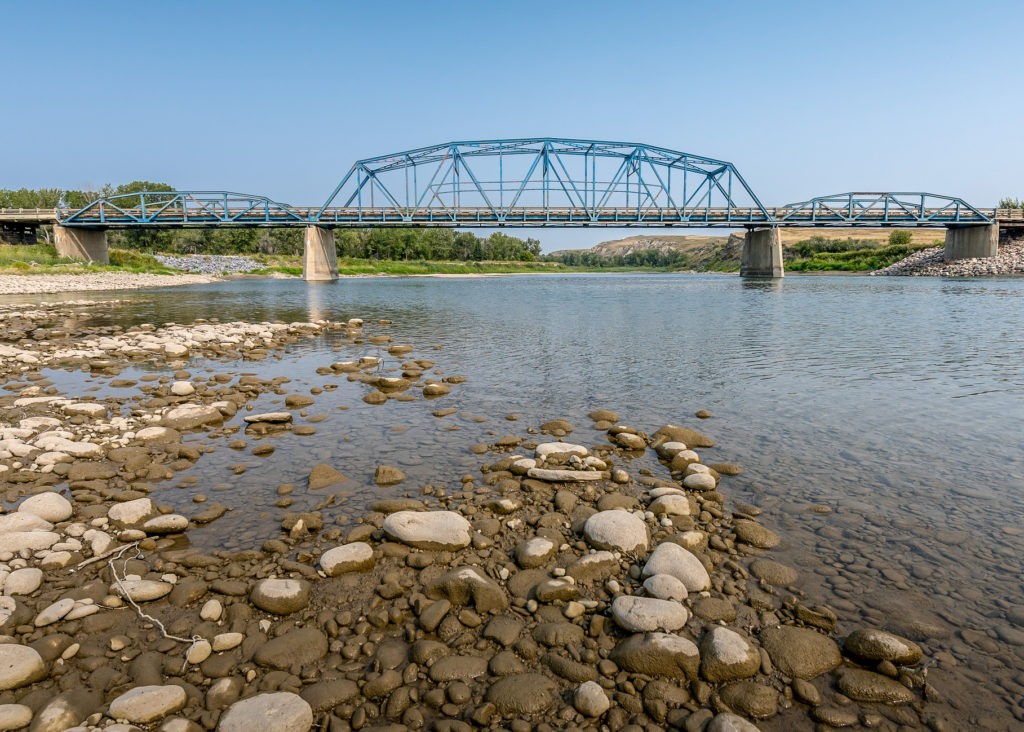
[31,435,102,459]
[108,498,154,526]
[610,595,690,632]
[4,567,43,596]
[382,511,472,550]
[108,685,187,723]
[643,573,689,601]
[161,404,223,430]
[648,494,691,516]
[0,513,53,534]
[527,468,605,482]
[0,704,32,730]
[170,381,195,396]
[218,692,313,732]
[319,542,374,576]
[0,645,46,690]
[135,426,180,443]
[535,442,590,460]
[63,402,107,419]
[18,492,73,523]
[683,472,717,491]
[0,531,60,553]
[642,542,710,591]
[582,511,649,554]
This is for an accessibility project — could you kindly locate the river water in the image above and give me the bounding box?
[11,273,1024,727]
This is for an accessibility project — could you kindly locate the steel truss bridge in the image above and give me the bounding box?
[4,138,1003,230]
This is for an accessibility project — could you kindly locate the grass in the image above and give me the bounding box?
[0,244,177,274]
[786,242,939,271]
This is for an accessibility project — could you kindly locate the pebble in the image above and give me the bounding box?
[320,542,375,575]
[218,692,314,732]
[573,680,611,717]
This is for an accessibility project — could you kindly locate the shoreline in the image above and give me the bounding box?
[3,261,1023,298]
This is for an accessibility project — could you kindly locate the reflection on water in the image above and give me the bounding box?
[8,273,1024,726]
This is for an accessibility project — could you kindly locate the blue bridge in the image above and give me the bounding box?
[2,137,1015,278]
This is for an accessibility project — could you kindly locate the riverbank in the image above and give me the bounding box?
[0,272,221,295]
[0,298,972,731]
[872,239,1024,276]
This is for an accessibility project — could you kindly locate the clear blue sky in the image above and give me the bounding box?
[3,0,1021,250]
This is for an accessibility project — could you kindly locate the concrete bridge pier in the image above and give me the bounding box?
[303,226,338,281]
[944,224,998,261]
[740,227,784,278]
[53,225,108,264]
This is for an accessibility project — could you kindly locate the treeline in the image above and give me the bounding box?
[1,182,543,261]
[543,249,690,268]
[109,227,542,260]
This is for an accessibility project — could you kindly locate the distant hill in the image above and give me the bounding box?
[548,233,742,270]
[546,228,945,271]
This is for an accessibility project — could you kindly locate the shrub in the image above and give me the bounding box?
[888,230,913,247]
[998,197,1023,209]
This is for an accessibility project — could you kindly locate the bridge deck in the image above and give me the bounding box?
[2,207,1019,228]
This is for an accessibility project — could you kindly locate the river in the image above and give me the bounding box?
[7,272,1024,728]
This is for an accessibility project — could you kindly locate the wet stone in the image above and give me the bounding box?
[733,520,780,549]
[760,625,842,679]
[254,627,328,670]
[609,633,700,680]
[834,667,916,704]
[486,673,557,715]
[749,558,799,586]
[250,578,311,615]
[700,627,761,683]
[719,680,778,719]
[843,627,923,666]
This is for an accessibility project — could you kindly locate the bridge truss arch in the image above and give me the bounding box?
[315,138,771,227]
[775,192,992,226]
[58,191,307,227]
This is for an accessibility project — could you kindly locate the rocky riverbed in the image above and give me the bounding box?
[872,239,1024,276]
[152,256,265,276]
[0,301,959,731]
